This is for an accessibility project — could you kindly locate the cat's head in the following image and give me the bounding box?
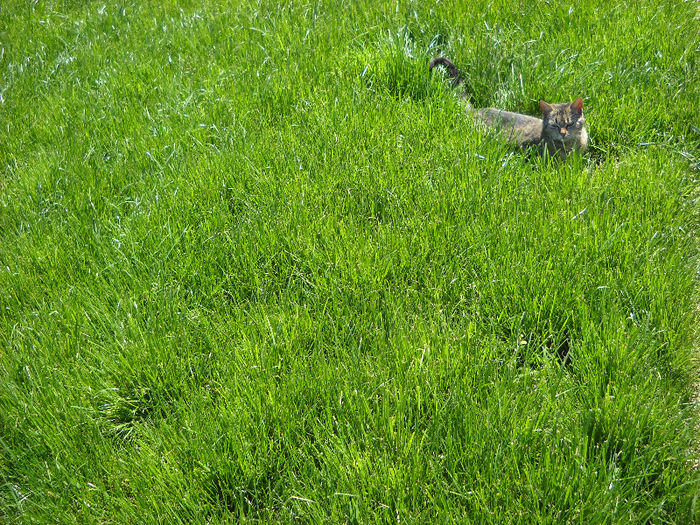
[540,98,586,144]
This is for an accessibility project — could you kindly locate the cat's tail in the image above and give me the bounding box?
[429,56,465,89]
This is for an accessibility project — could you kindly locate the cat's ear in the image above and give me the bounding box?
[540,101,554,116]
[571,97,584,113]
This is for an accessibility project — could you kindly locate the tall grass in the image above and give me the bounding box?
[1,0,698,522]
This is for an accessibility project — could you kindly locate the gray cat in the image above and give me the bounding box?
[430,57,588,159]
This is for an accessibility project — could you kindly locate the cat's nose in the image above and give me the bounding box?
[560,128,568,136]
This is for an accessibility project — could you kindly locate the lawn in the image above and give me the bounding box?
[1,0,698,522]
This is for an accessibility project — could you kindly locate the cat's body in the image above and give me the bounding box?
[429,57,588,159]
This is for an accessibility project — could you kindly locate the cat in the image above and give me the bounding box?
[429,56,589,159]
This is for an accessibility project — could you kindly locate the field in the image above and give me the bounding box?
[1,0,699,522]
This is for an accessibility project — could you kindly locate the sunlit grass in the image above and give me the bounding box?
[1,0,698,522]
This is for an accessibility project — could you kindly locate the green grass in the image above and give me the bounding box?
[1,0,699,522]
